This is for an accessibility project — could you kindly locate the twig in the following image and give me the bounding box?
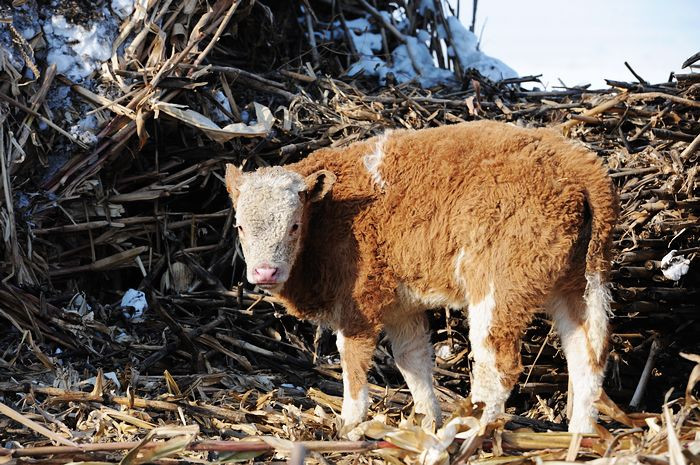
[627,91,700,108]
[191,1,241,67]
[10,64,57,165]
[1,438,394,458]
[630,338,661,408]
[48,247,147,277]
[624,61,649,85]
[0,401,78,447]
[302,1,320,68]
[0,92,89,149]
[679,131,700,162]
[559,92,628,134]
[469,0,478,33]
[356,0,405,44]
[681,51,700,68]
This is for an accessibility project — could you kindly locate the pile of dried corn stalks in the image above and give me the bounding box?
[0,0,698,463]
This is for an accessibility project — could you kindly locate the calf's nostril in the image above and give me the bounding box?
[253,266,279,281]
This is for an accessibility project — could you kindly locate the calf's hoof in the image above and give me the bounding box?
[337,408,366,439]
[568,416,596,434]
[415,399,443,430]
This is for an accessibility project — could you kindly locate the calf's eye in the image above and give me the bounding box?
[291,224,299,233]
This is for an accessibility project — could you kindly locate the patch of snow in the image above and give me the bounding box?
[660,250,690,281]
[347,56,384,80]
[398,35,456,86]
[0,39,23,72]
[352,30,383,57]
[121,288,148,321]
[16,193,32,209]
[417,29,431,43]
[351,35,455,87]
[114,329,133,343]
[326,16,383,59]
[43,14,117,81]
[20,26,36,39]
[0,3,37,71]
[111,0,135,19]
[446,16,517,82]
[210,90,232,123]
[327,9,514,87]
[69,114,99,145]
[344,17,373,30]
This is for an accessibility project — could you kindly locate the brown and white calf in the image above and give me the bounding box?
[225,120,618,433]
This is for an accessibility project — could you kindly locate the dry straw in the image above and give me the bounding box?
[0,0,698,463]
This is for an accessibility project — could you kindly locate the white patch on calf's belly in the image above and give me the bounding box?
[363,132,390,190]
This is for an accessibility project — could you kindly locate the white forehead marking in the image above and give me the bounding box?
[239,166,306,194]
[236,166,306,221]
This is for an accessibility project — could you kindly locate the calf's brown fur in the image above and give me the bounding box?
[225,120,618,433]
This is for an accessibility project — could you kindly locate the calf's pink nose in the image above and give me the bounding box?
[253,266,278,282]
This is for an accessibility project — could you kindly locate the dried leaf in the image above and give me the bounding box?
[153,101,274,143]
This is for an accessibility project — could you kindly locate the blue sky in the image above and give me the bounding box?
[457,0,700,88]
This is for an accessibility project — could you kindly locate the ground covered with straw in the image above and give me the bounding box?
[0,1,698,464]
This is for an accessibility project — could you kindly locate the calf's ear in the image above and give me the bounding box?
[304,170,336,202]
[225,164,243,205]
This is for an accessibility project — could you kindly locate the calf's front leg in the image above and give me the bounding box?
[385,312,442,428]
[336,330,377,428]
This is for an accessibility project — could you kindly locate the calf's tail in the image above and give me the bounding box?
[580,167,618,366]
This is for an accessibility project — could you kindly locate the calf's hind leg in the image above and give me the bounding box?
[468,288,532,426]
[384,312,442,427]
[548,273,610,433]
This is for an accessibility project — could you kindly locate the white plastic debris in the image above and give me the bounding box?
[64,292,94,320]
[434,343,454,360]
[83,371,121,390]
[121,288,148,320]
[660,250,690,281]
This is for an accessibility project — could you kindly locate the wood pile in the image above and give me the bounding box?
[0,0,698,463]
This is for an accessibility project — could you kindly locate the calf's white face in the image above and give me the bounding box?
[225,164,335,291]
